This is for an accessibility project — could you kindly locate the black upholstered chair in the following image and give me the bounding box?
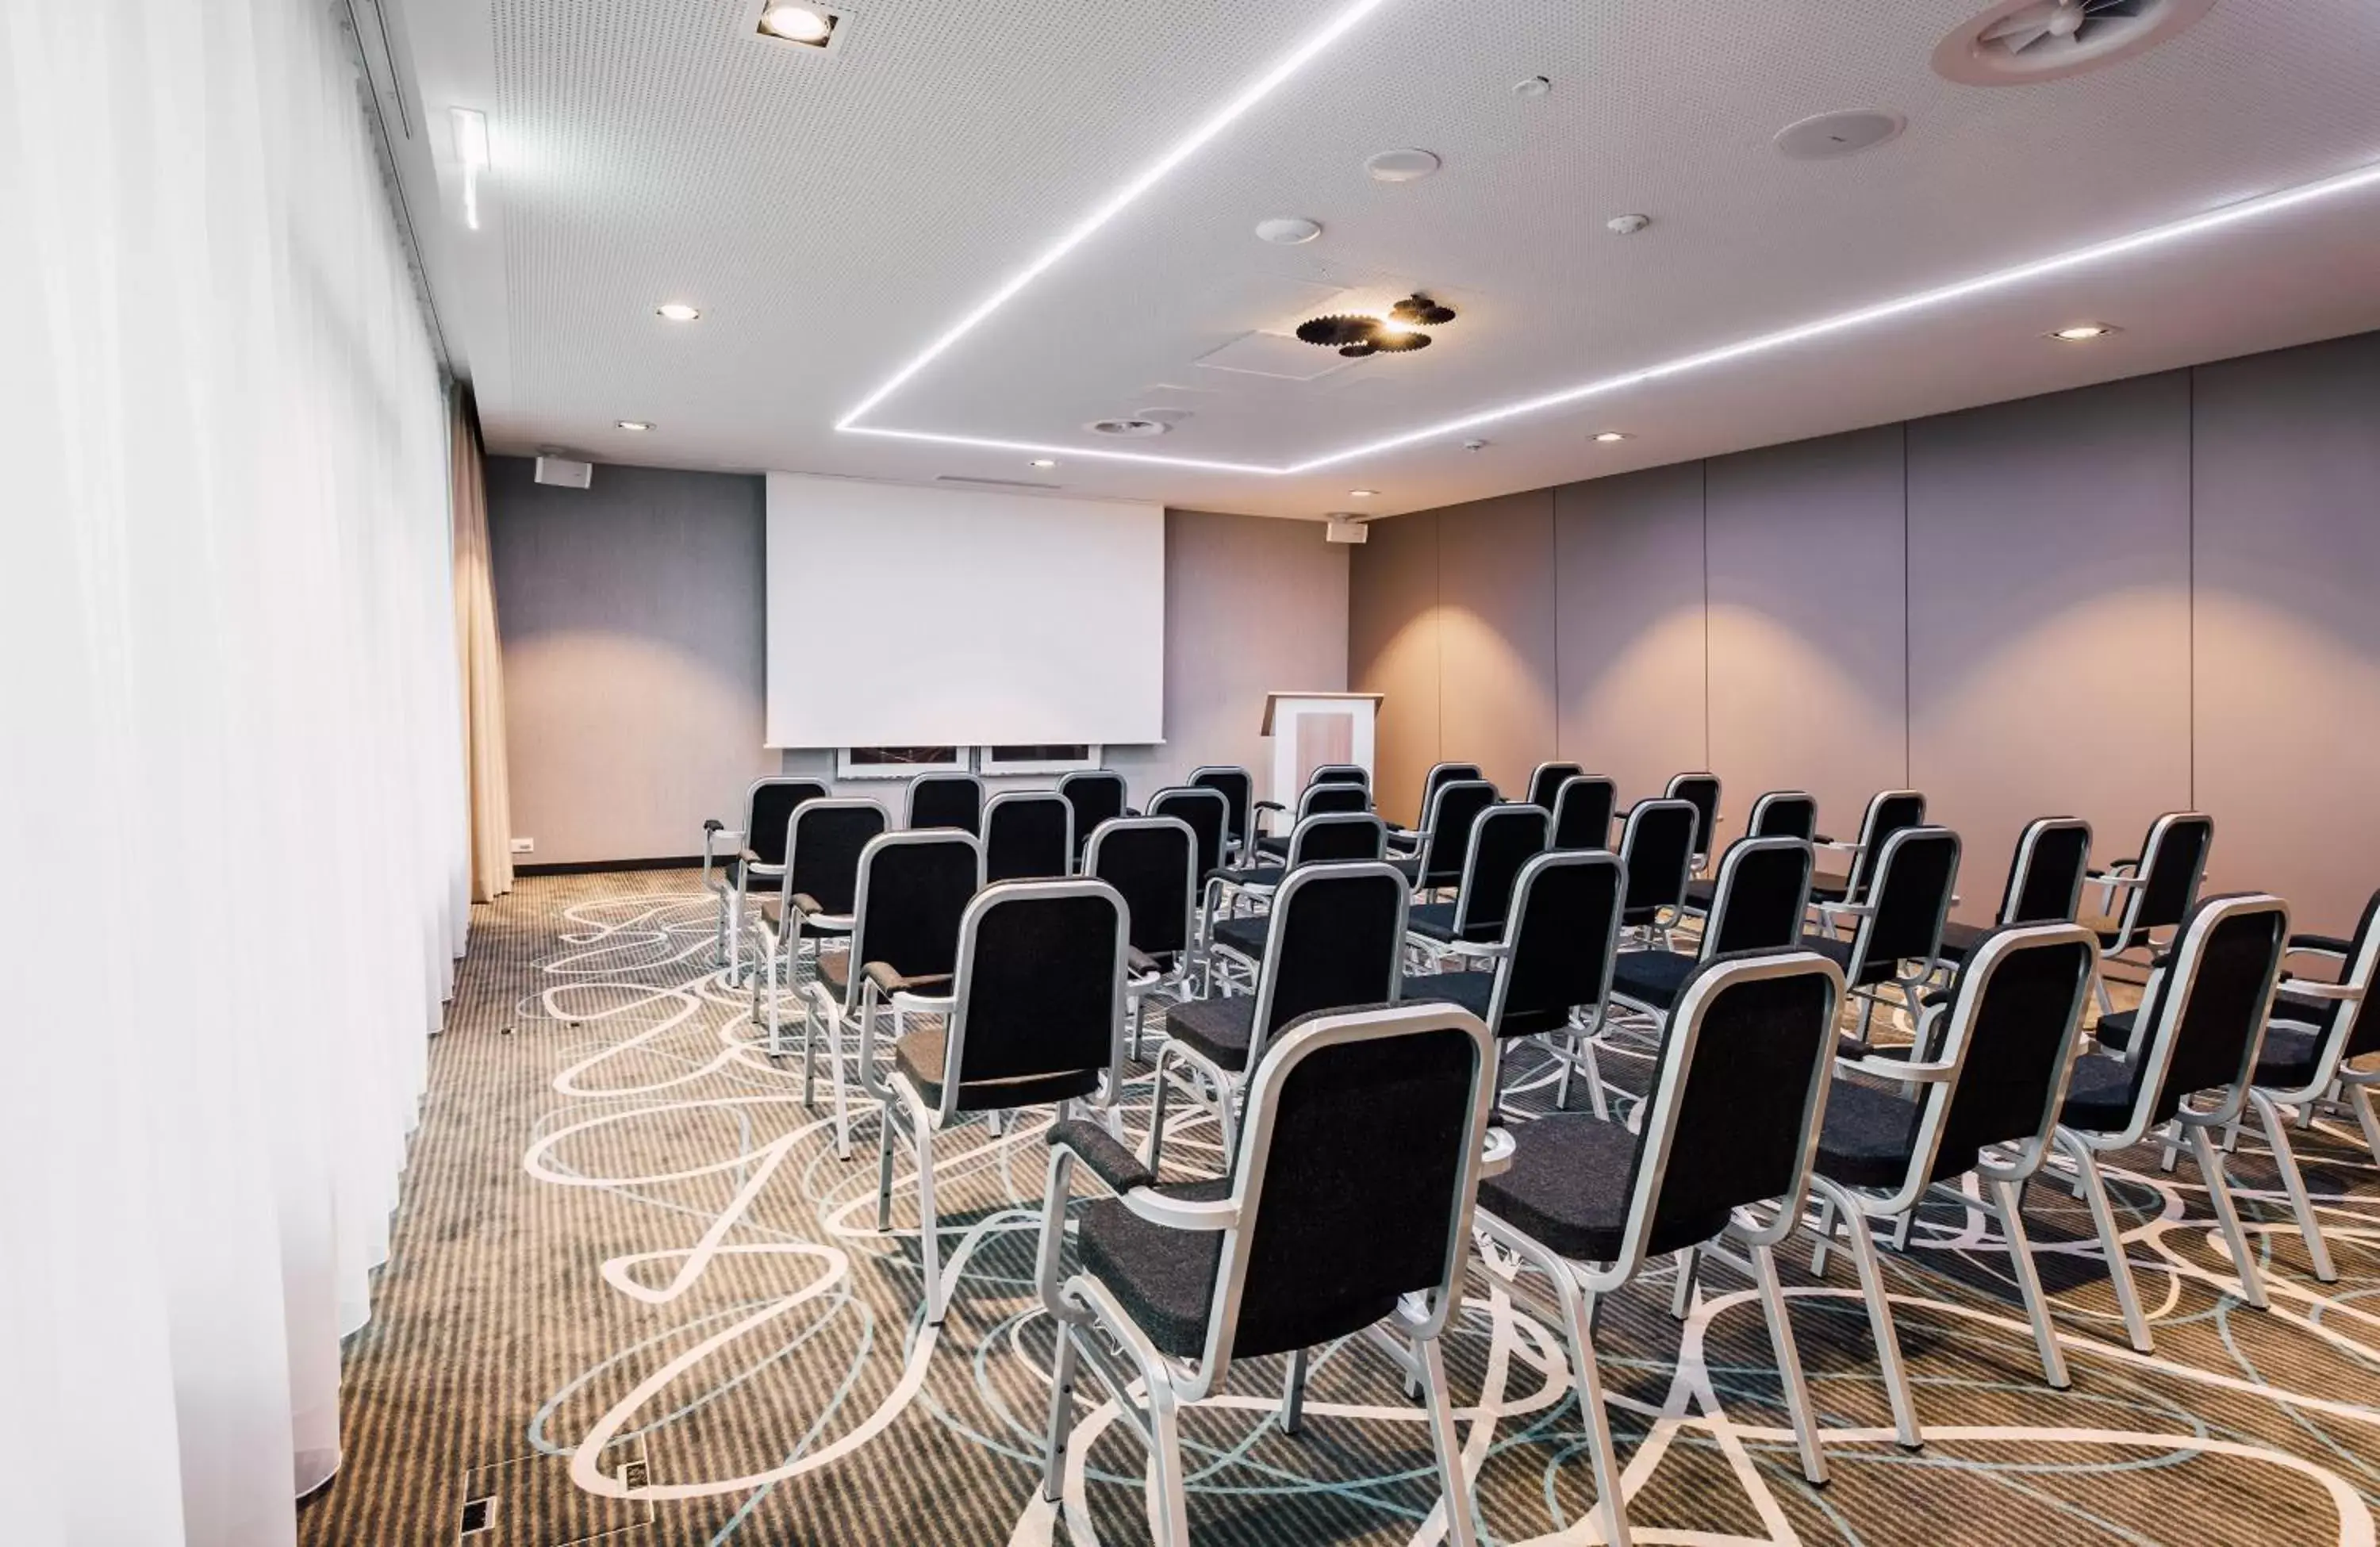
[1404,803,1549,969]
[985,789,1073,883]
[1037,1001,1500,1547]
[1206,812,1389,991]
[1403,848,1626,1119]
[702,775,829,978]
[1809,922,2098,1410]
[1058,770,1130,861]
[905,770,985,835]
[2057,893,2290,1313]
[1187,765,1254,866]
[1684,790,1817,914]
[801,830,983,1158]
[1665,770,1722,875]
[1251,778,1371,861]
[1307,762,1368,787]
[1615,797,1699,943]
[1087,816,1201,1059]
[1526,760,1585,813]
[1937,816,2092,965]
[1148,785,1229,884]
[1152,861,1408,1169]
[1392,777,1499,892]
[750,797,888,1053]
[2082,811,2214,1015]
[864,877,1127,1325]
[1806,826,1963,1053]
[1550,774,1618,853]
[1472,950,1849,1545]
[1610,835,1814,1031]
[1810,789,1927,909]
[1390,761,1485,852]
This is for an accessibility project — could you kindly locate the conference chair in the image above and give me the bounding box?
[1549,774,1618,852]
[1151,861,1408,1169]
[1250,778,1370,860]
[1186,765,1254,866]
[905,770,985,835]
[2081,811,2215,1015]
[1086,816,1201,1060]
[1937,816,2092,965]
[1808,923,2098,1404]
[1392,777,1499,893]
[750,797,888,1052]
[1808,827,1964,1054]
[1036,1001,1499,1547]
[1615,797,1699,946]
[702,775,828,978]
[1146,785,1229,884]
[862,878,1127,1326]
[985,789,1073,882]
[2056,893,2290,1314]
[1666,770,1723,876]
[1404,803,1550,970]
[1204,812,1389,991]
[1810,789,1928,909]
[1683,790,1817,914]
[1610,835,1815,1030]
[1391,761,1484,853]
[1308,762,1368,787]
[1058,770,1130,861]
[1472,950,1848,1547]
[1401,849,1626,1119]
[1526,760,1585,814]
[801,830,983,1159]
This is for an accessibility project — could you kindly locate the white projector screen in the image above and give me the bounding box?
[765,474,1165,747]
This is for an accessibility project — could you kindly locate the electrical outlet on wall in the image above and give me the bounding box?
[510,837,536,854]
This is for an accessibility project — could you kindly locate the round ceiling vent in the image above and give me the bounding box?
[1365,148,1441,183]
[1086,418,1169,438]
[1934,0,2217,86]
[1774,109,1906,160]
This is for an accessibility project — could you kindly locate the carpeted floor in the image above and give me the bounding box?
[298,869,2380,1545]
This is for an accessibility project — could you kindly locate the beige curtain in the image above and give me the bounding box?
[451,384,515,900]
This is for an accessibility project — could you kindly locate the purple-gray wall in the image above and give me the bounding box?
[1349,329,2380,935]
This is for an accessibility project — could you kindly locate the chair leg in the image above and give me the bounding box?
[1808,1196,1837,1277]
[916,1120,946,1325]
[1129,992,1146,1062]
[1670,1246,1698,1321]
[1990,1177,2070,1390]
[1145,1046,1177,1170]
[1038,1323,1080,1503]
[1416,1334,1483,1547]
[1576,1032,1609,1122]
[1145,1388,1193,1547]
[2094,973,2115,1019]
[1280,1346,1308,1438]
[2188,1123,2270,1311]
[2056,1132,2153,1353]
[727,889,743,982]
[1818,1181,1921,1449]
[2252,1090,2337,1284]
[2351,1081,2380,1167]
[1751,1241,1829,1487]
[1550,1273,1630,1547]
[876,1101,898,1232]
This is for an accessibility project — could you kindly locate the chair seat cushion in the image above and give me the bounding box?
[894,1026,1100,1112]
[2094,1008,2138,1053]
[1165,996,1261,1072]
[1815,1079,1961,1189]
[1253,833,1289,861]
[1076,1179,1234,1357]
[1407,900,1472,945]
[2059,1052,2142,1132]
[1808,871,1852,904]
[1399,970,1496,1023]
[2255,1025,2324,1091]
[1936,919,1989,964]
[1682,877,1717,912]
[2078,913,2127,949]
[1480,1114,1729,1264]
[1211,916,1269,962]
[2269,988,2347,1033]
[1608,949,1696,1013]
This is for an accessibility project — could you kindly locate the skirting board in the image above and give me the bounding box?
[514,855,701,877]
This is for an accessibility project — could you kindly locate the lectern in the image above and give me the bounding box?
[1259,691,1384,804]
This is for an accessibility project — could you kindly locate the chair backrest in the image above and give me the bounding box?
[937,880,1126,1115]
[1415,778,1499,890]
[1747,790,1819,842]
[1296,781,1371,820]
[1550,774,1618,852]
[783,798,889,916]
[845,831,985,1007]
[1307,764,1369,789]
[1205,1003,1495,1369]
[1448,804,1550,940]
[1526,761,1585,813]
[2113,893,2288,1135]
[1921,923,2099,1177]
[1148,785,1228,879]
[984,791,1073,883]
[1700,836,1814,958]
[1612,950,1844,1273]
[2333,889,2380,1065]
[1250,862,1409,1051]
[1284,811,1388,869]
[1188,765,1254,844]
[1666,772,1722,867]
[1998,816,2092,925]
[1086,816,1196,962]
[745,777,831,867]
[1058,770,1129,851]
[1617,797,1698,926]
[1843,790,1928,904]
[2117,812,2215,942]
[1841,827,1962,987]
[1422,761,1485,817]
[1490,850,1626,1038]
[905,771,985,835]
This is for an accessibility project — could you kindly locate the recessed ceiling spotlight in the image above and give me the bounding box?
[1773,109,1906,160]
[1255,217,1323,245]
[1348,489,1376,497]
[1606,213,1651,236]
[757,4,835,44]
[1029,458,1058,468]
[2050,322,2119,340]
[1512,75,1552,98]
[1365,148,1441,183]
[616,420,654,432]
[1593,431,1630,443]
[655,301,701,321]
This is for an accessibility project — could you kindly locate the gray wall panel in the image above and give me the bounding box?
[1349,510,1443,827]
[1436,489,1558,798]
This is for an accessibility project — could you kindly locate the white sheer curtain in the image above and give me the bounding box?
[0,1,467,1543]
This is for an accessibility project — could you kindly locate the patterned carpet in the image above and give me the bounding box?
[297,869,2380,1546]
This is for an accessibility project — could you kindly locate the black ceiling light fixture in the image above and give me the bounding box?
[1295,294,1458,358]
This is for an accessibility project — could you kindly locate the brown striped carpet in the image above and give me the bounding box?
[297,869,2380,1545]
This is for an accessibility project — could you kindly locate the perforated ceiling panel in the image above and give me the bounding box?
[405,0,2380,516]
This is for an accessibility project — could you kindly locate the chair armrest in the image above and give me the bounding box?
[1837,1053,1958,1083]
[792,892,825,917]
[1253,800,1287,815]
[1048,1119,1154,1193]
[1819,901,1876,920]
[1482,1127,1515,1178]
[2289,932,2355,958]
[2280,980,2363,1004]
[704,818,725,834]
[2088,868,2144,888]
[741,847,763,866]
[1127,946,1163,977]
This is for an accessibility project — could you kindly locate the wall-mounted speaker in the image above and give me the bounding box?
[534,455,593,489]
[1325,517,1368,544]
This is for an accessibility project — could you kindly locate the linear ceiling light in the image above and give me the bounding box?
[834,0,1396,432]
[450,107,490,230]
[841,424,1278,474]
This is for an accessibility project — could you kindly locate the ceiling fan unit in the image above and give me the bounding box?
[1293,295,1459,359]
[1933,0,2217,85]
